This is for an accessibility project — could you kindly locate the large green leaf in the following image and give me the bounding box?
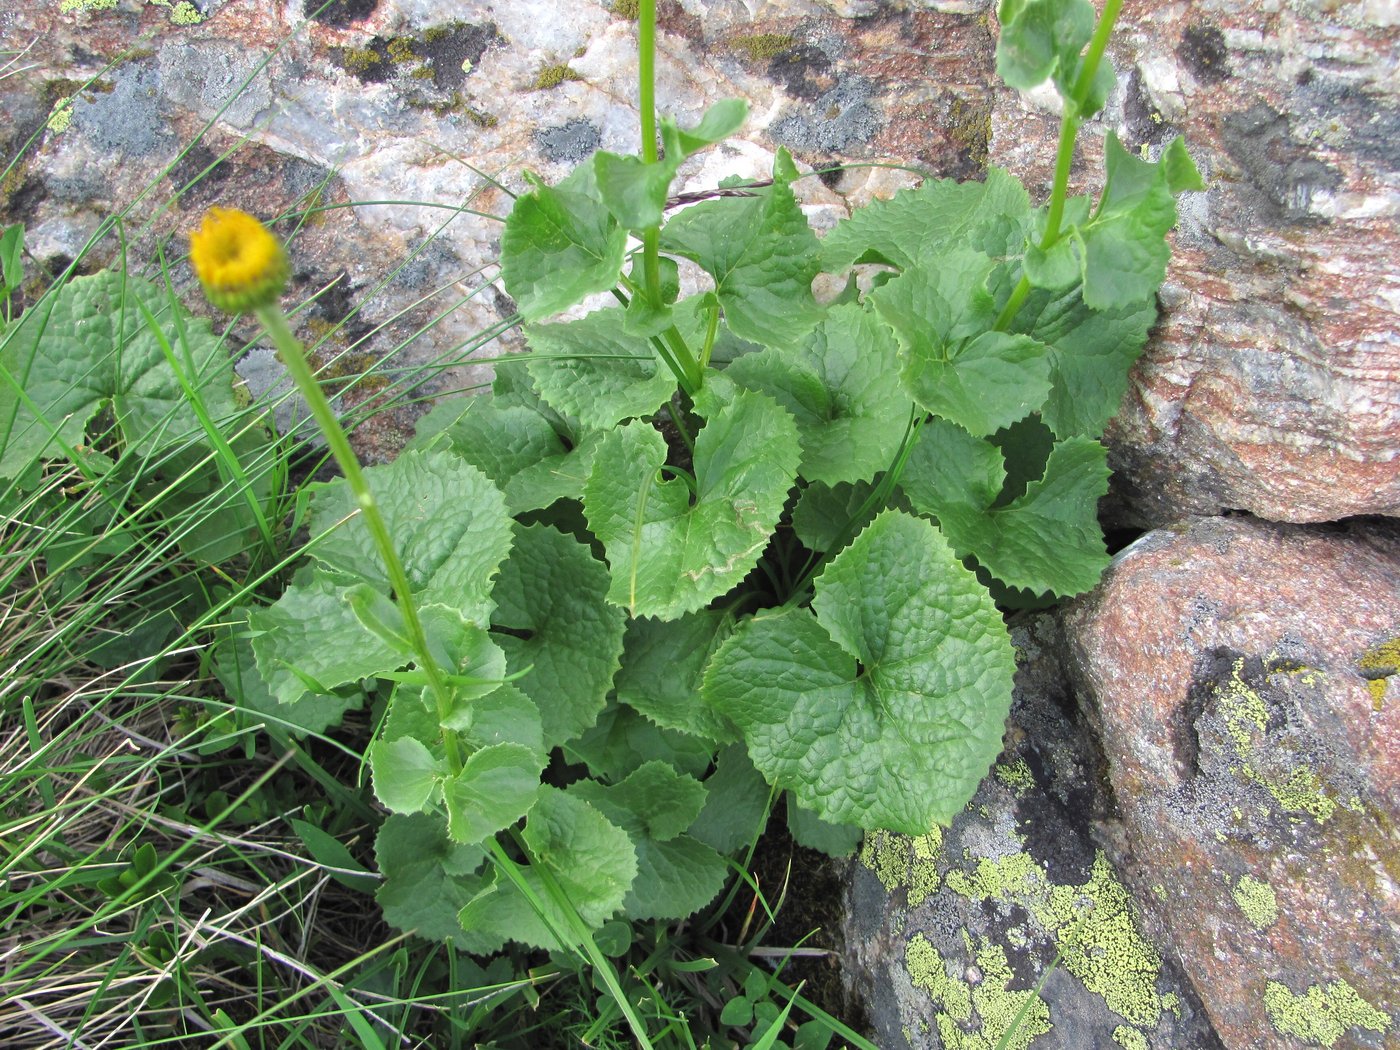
[499,163,627,321]
[702,510,1015,832]
[570,762,727,920]
[249,566,402,704]
[443,742,543,845]
[524,307,676,430]
[724,303,909,485]
[457,787,637,952]
[215,613,362,737]
[409,395,595,514]
[583,379,800,619]
[0,270,246,477]
[659,155,822,349]
[689,744,771,855]
[595,99,748,231]
[307,449,512,624]
[615,610,738,744]
[900,416,1110,596]
[490,523,626,747]
[568,701,715,783]
[871,259,1052,436]
[1007,283,1155,439]
[821,167,1031,272]
[375,813,487,945]
[1079,133,1189,310]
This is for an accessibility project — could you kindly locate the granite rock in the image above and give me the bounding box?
[990,0,1400,525]
[1061,516,1400,1049]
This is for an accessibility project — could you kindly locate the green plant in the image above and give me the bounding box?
[182,0,1197,1044]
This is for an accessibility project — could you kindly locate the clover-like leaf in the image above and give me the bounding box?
[490,523,626,746]
[1008,284,1156,439]
[570,763,727,920]
[900,417,1111,597]
[369,736,446,814]
[872,259,1052,436]
[523,307,676,430]
[659,155,822,349]
[499,162,627,321]
[583,380,800,619]
[703,510,1015,832]
[409,395,596,514]
[249,566,402,704]
[307,449,512,624]
[724,303,909,485]
[443,742,543,845]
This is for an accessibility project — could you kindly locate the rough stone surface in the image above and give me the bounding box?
[1061,516,1400,1049]
[843,615,1224,1050]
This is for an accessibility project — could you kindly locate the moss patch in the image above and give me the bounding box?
[611,0,639,18]
[731,33,797,61]
[534,64,583,90]
[1263,978,1392,1047]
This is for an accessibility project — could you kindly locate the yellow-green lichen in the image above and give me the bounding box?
[59,0,118,11]
[731,33,797,61]
[341,48,382,75]
[1359,637,1399,712]
[907,934,1051,1050]
[1230,874,1278,929]
[994,758,1035,796]
[168,1,202,25]
[945,851,1166,1029]
[46,97,75,134]
[860,828,943,905]
[1263,978,1392,1047]
[611,0,639,18]
[1112,1025,1148,1050]
[1216,659,1344,822]
[534,64,583,90]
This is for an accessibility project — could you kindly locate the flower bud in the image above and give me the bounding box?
[189,207,289,313]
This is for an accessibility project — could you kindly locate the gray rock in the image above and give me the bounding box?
[842,616,1223,1050]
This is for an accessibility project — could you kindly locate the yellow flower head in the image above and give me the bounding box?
[189,207,289,314]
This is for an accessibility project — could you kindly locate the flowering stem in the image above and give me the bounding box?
[254,304,464,774]
[995,0,1123,333]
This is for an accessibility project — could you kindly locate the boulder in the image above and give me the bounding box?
[842,616,1223,1050]
[1061,516,1400,1049]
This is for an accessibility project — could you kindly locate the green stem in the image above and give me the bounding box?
[635,0,703,392]
[254,304,464,774]
[996,0,1122,334]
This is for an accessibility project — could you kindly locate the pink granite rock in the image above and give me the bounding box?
[992,0,1400,525]
[1061,516,1400,1049]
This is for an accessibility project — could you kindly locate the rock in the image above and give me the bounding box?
[990,0,1400,525]
[842,615,1223,1050]
[1061,516,1400,1049]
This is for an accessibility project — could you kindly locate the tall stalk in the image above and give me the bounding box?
[636,0,702,392]
[994,0,1124,332]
